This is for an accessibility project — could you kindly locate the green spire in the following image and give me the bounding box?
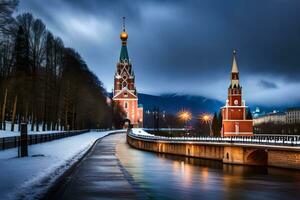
[119,45,129,61]
[119,17,129,62]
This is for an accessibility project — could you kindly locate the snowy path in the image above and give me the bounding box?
[0,130,125,200]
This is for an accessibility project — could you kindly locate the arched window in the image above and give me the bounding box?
[124,102,128,109]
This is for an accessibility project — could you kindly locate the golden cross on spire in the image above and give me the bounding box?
[122,16,126,31]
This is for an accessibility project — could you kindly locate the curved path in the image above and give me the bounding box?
[51,133,142,200]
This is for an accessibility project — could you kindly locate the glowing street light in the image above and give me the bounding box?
[178,110,192,122]
[177,110,192,132]
[200,114,213,136]
[202,115,211,122]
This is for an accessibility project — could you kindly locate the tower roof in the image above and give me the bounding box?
[231,50,239,73]
[119,17,129,62]
[120,45,129,61]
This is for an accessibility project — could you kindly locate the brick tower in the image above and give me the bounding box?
[221,50,253,137]
[112,18,143,127]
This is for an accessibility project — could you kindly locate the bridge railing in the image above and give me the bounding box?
[143,128,186,131]
[89,128,111,132]
[128,129,300,147]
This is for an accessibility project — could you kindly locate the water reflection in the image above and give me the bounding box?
[116,135,300,200]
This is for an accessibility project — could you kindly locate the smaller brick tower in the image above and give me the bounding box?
[221,50,253,137]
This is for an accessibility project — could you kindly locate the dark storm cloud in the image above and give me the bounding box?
[259,80,278,89]
[18,0,300,106]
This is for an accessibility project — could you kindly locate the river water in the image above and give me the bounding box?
[115,134,300,200]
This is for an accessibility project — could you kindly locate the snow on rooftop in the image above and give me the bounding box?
[0,130,124,200]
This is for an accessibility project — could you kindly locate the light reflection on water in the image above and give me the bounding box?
[115,135,300,200]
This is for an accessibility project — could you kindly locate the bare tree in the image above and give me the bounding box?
[0,0,19,32]
[0,11,123,132]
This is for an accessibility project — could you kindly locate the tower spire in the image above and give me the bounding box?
[119,17,129,61]
[230,49,239,88]
[231,49,239,73]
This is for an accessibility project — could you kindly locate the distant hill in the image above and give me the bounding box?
[110,92,299,116]
[138,93,223,115]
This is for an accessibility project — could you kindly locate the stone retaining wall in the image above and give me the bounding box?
[127,133,300,170]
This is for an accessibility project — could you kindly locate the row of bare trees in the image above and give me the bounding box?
[0,1,125,131]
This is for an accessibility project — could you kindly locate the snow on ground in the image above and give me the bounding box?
[0,130,124,200]
[0,122,65,138]
[131,128,154,136]
[0,130,65,138]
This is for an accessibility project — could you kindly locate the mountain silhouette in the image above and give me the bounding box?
[138,93,223,115]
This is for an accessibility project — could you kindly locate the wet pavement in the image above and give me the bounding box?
[56,133,141,200]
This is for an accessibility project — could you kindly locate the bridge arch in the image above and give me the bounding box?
[245,149,268,166]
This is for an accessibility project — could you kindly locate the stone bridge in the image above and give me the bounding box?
[127,129,300,170]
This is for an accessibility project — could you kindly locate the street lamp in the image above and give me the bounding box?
[201,114,213,136]
[177,110,192,133]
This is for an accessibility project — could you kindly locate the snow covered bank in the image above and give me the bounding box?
[0,130,125,200]
[131,128,154,136]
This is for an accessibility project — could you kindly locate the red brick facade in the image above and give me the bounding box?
[221,51,253,137]
[112,24,143,127]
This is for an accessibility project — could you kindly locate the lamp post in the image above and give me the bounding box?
[153,106,160,131]
[177,110,192,134]
[144,106,166,131]
[201,114,213,136]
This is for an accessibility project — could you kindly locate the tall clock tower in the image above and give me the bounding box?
[112,18,143,127]
[221,50,253,137]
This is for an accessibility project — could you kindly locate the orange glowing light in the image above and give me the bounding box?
[200,114,212,122]
[199,113,213,136]
[203,115,210,121]
[177,110,192,122]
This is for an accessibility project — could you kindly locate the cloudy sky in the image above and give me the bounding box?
[17,0,300,107]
